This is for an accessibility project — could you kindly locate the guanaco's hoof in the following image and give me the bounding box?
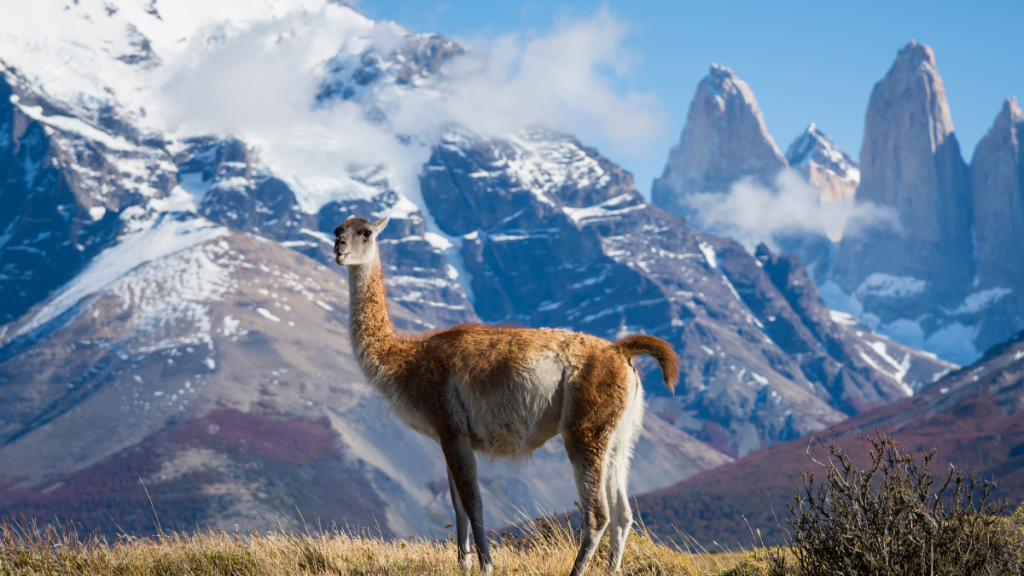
[458,551,472,571]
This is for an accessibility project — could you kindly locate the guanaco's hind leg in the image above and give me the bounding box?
[605,400,642,571]
[447,468,473,571]
[564,436,611,576]
[563,354,638,576]
[442,435,493,574]
[604,454,633,573]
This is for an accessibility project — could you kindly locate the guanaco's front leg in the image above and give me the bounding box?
[447,467,473,571]
[442,435,493,575]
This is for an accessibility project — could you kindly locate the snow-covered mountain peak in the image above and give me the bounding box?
[784,124,860,190]
[783,124,860,206]
[435,125,630,212]
[0,1,332,116]
[316,30,463,105]
[0,0,472,224]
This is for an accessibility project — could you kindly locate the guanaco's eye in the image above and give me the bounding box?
[363,230,372,240]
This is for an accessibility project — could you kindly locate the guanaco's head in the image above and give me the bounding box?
[333,215,390,266]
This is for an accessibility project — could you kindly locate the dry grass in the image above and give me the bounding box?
[0,514,788,576]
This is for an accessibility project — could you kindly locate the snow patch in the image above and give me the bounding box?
[828,310,860,326]
[878,318,979,366]
[698,242,717,270]
[562,194,644,224]
[256,307,280,322]
[17,214,228,336]
[222,315,240,336]
[423,232,453,251]
[12,101,138,151]
[108,241,237,353]
[949,287,1012,315]
[856,273,927,299]
[865,341,913,395]
[300,228,334,245]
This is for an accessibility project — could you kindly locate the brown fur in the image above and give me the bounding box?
[335,217,679,576]
[614,335,680,393]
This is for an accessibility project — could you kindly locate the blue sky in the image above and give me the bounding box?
[357,0,1024,197]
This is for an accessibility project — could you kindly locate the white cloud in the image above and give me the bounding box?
[146,2,664,213]
[685,169,901,251]
[439,7,666,151]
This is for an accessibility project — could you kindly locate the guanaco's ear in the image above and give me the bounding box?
[345,214,356,221]
[371,215,390,235]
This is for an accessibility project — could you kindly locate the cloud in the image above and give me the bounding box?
[685,169,901,251]
[155,6,436,210]
[439,7,666,151]
[150,2,665,212]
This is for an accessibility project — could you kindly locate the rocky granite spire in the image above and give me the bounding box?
[652,64,787,222]
[830,41,972,313]
[785,124,860,204]
[971,97,1024,289]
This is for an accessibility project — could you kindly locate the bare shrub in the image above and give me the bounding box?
[788,428,1024,576]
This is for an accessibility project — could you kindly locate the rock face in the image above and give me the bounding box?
[652,64,787,222]
[0,72,176,324]
[785,124,860,205]
[175,137,474,330]
[830,42,973,318]
[971,98,1024,290]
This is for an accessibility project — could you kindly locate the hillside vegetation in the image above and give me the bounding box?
[0,514,787,576]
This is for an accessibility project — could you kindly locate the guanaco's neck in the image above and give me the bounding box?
[346,254,407,390]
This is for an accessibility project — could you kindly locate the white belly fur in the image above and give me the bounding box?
[454,352,567,458]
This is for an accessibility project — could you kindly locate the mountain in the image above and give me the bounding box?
[421,126,951,458]
[968,98,1024,342]
[827,42,976,359]
[0,2,954,537]
[175,136,476,330]
[0,69,176,324]
[785,124,860,206]
[646,41,1021,368]
[652,64,788,222]
[809,41,1024,365]
[633,328,1024,546]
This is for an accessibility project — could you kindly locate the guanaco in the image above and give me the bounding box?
[334,216,678,576]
